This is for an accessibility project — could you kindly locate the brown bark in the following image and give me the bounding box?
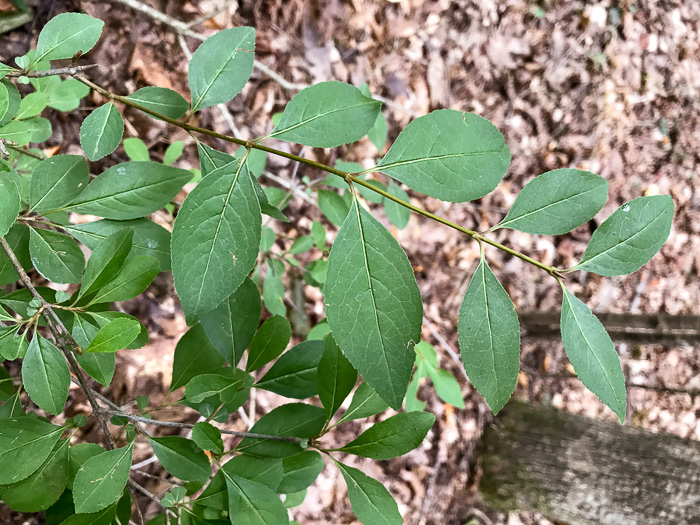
[478,402,700,525]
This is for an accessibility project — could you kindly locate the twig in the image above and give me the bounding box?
[5,64,98,78]
[129,480,177,518]
[109,0,306,90]
[0,237,116,449]
[521,366,700,397]
[106,410,303,443]
[75,74,563,279]
[422,315,467,379]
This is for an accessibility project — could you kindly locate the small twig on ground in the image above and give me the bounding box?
[423,315,468,379]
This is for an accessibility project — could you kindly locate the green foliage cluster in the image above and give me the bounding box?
[0,12,673,524]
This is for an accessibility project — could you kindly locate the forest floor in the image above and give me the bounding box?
[1,0,699,524]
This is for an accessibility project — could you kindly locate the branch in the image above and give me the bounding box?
[0,237,116,450]
[129,480,177,518]
[105,410,304,443]
[5,64,98,78]
[75,75,562,279]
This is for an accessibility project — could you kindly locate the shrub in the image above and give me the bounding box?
[0,13,673,523]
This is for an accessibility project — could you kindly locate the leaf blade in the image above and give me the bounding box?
[496,169,609,234]
[325,200,423,409]
[270,81,381,148]
[560,287,626,422]
[375,109,510,202]
[80,103,124,161]
[573,195,674,276]
[458,256,520,414]
[171,158,261,324]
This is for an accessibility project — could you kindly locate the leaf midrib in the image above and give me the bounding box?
[193,160,245,313]
[500,183,604,228]
[563,291,624,412]
[271,100,375,139]
[377,149,499,172]
[353,200,396,401]
[576,204,661,269]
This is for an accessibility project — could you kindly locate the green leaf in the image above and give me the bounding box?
[170,323,226,391]
[262,257,286,317]
[72,314,115,386]
[185,370,243,404]
[87,311,148,350]
[0,438,69,512]
[318,189,350,226]
[0,325,28,360]
[236,403,326,458]
[123,137,150,161]
[200,276,261,366]
[458,255,520,414]
[252,175,288,222]
[189,27,255,112]
[68,442,106,490]
[0,62,13,80]
[428,368,464,409]
[164,140,184,165]
[572,195,674,276]
[72,443,133,514]
[0,81,10,122]
[311,221,326,250]
[0,223,31,286]
[283,490,306,508]
[84,318,141,353]
[317,333,357,420]
[67,162,192,220]
[65,219,172,271]
[256,340,323,398]
[192,422,224,455]
[0,417,64,484]
[59,505,116,525]
[33,13,104,64]
[29,155,90,214]
[221,469,288,525]
[338,412,434,459]
[288,235,314,255]
[171,158,261,325]
[29,228,84,284]
[375,109,510,202]
[0,120,35,146]
[0,159,21,237]
[325,200,423,409]
[15,91,50,119]
[0,79,20,127]
[126,87,190,120]
[368,111,388,152]
[147,436,211,482]
[336,382,388,425]
[0,390,24,418]
[80,103,124,161]
[495,169,609,234]
[560,287,626,422]
[277,451,324,494]
[0,366,13,401]
[270,81,381,148]
[22,334,71,414]
[383,181,411,230]
[336,462,401,525]
[87,255,159,304]
[246,315,291,372]
[222,455,283,490]
[79,229,133,299]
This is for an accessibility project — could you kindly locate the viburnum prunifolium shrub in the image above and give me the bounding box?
[0,12,673,524]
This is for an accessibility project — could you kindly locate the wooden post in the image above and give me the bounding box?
[478,402,700,525]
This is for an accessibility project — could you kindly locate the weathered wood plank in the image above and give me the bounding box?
[479,401,700,525]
